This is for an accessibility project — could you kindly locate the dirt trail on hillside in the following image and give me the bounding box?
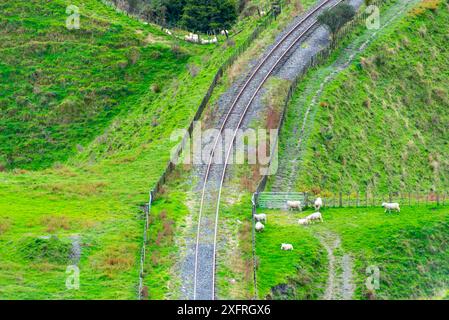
[271,0,420,192]
[316,232,354,300]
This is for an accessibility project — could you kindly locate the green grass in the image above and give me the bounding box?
[256,205,449,299]
[0,0,190,170]
[289,1,449,193]
[255,210,328,299]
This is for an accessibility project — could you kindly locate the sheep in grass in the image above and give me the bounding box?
[255,222,265,232]
[287,200,302,211]
[314,197,323,211]
[298,218,309,226]
[382,202,400,213]
[281,243,293,251]
[254,213,267,223]
[306,212,324,224]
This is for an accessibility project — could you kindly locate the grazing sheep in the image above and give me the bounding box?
[255,221,265,232]
[254,213,267,223]
[314,197,323,211]
[287,200,302,211]
[382,202,400,213]
[281,243,293,251]
[185,33,200,43]
[298,218,309,225]
[306,212,323,223]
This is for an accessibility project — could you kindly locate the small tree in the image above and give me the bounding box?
[317,3,355,38]
[180,0,237,34]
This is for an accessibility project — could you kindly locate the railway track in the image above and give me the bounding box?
[192,0,344,300]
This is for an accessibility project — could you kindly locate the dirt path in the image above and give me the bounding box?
[271,0,420,192]
[317,232,354,300]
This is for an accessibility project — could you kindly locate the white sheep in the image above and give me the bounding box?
[185,33,200,43]
[255,221,265,232]
[281,243,293,251]
[382,202,400,213]
[306,212,323,223]
[254,213,267,223]
[314,197,323,211]
[298,218,309,225]
[287,200,302,211]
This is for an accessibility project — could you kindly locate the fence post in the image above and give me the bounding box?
[339,192,343,208]
[437,192,440,206]
[251,193,258,299]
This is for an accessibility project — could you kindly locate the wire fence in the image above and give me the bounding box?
[137,191,152,300]
[255,191,449,209]
[250,194,258,299]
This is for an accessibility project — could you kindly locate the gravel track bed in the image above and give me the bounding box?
[179,0,358,300]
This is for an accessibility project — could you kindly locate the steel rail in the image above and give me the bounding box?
[193,0,342,300]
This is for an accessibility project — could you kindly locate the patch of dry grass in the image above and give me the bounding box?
[0,218,11,235]
[40,215,71,233]
[90,243,138,277]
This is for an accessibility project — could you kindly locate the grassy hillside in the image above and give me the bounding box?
[0,0,191,170]
[256,205,449,299]
[291,1,449,193]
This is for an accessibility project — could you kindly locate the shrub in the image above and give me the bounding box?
[317,3,356,37]
[19,236,71,264]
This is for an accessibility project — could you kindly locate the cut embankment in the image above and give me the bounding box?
[271,0,422,192]
[291,1,449,193]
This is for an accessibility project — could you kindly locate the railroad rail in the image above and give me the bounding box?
[193,0,344,300]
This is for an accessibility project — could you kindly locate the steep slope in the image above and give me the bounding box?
[0,0,190,170]
[290,0,449,193]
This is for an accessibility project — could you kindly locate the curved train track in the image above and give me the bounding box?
[193,0,344,300]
